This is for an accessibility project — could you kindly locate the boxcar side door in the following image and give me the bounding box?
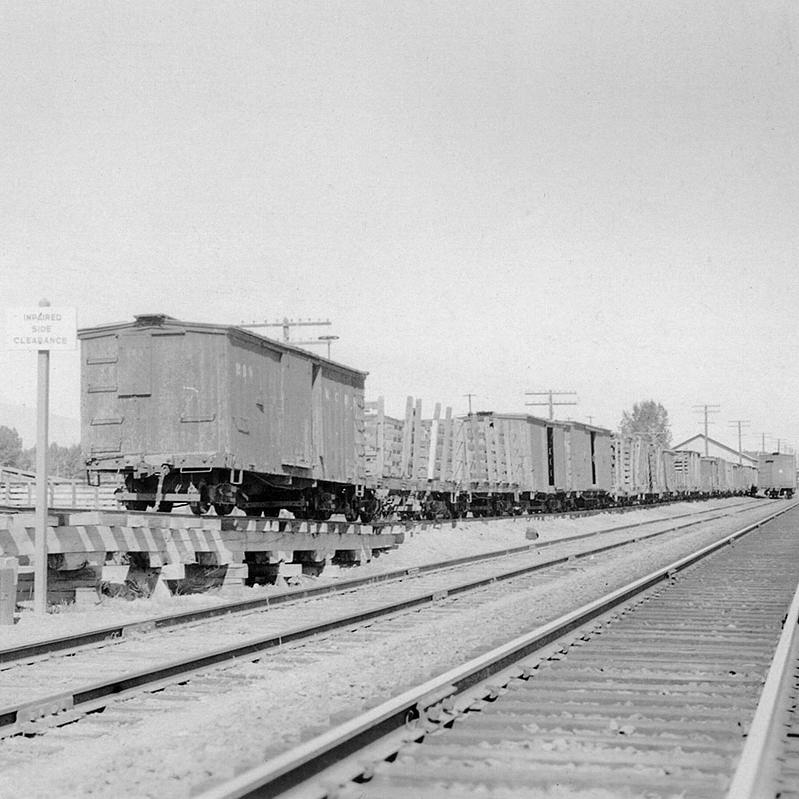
[281,353,313,468]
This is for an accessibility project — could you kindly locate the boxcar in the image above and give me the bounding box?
[81,314,369,519]
[563,421,613,496]
[732,463,757,495]
[612,435,654,502]
[668,450,702,495]
[757,453,797,498]
[456,413,612,513]
[699,457,720,494]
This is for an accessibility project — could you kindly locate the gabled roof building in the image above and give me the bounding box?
[672,434,757,467]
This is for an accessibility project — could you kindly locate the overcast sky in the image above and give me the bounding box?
[2,1,797,452]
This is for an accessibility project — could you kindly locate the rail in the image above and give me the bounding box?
[192,501,799,799]
[0,500,761,666]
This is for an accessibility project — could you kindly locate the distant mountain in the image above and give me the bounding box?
[0,401,80,447]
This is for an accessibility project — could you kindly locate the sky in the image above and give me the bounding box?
[1,1,797,452]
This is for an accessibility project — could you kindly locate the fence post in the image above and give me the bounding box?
[0,557,18,625]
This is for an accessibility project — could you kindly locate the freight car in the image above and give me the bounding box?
[80,314,764,520]
[362,403,613,517]
[757,453,796,498]
[81,314,377,521]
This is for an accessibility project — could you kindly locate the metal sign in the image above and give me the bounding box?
[6,307,77,351]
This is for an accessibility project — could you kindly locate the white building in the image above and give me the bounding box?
[672,434,757,467]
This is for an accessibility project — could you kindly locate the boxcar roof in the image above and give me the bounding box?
[78,314,369,377]
[461,410,612,433]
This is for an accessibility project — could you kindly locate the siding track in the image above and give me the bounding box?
[2,504,752,736]
[1,499,762,666]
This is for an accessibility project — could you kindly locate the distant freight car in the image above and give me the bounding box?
[612,435,659,502]
[364,407,614,515]
[757,453,797,498]
[80,314,372,519]
[667,449,702,495]
[440,412,614,513]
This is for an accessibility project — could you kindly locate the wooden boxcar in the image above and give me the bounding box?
[363,403,612,515]
[757,453,797,498]
[612,435,655,501]
[668,450,702,495]
[563,421,613,496]
[456,413,612,512]
[699,457,720,494]
[80,314,369,518]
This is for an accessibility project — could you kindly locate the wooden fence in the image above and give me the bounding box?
[0,481,119,509]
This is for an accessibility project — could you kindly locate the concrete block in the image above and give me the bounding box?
[160,562,185,580]
[74,587,100,608]
[151,578,173,600]
[277,563,302,578]
[101,564,130,583]
[225,563,249,580]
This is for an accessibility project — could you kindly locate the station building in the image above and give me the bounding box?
[673,434,757,468]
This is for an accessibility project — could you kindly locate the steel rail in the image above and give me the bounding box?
[0,502,756,666]
[726,563,799,798]
[0,503,767,734]
[191,502,798,799]
[0,495,762,523]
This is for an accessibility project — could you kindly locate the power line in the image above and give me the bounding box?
[692,404,720,455]
[525,390,577,421]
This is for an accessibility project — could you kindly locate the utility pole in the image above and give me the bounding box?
[692,404,720,455]
[728,419,750,464]
[759,432,771,453]
[463,393,477,415]
[241,317,331,343]
[525,390,577,421]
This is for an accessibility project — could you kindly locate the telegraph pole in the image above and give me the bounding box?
[242,317,331,342]
[692,404,720,455]
[525,390,577,421]
[463,393,477,415]
[759,432,771,453]
[728,419,750,464]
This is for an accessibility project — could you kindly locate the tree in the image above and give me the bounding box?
[19,443,85,479]
[0,426,23,467]
[619,400,672,447]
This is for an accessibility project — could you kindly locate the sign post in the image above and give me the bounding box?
[6,300,77,614]
[35,334,49,615]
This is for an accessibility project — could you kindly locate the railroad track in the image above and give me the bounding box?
[2,498,761,667]
[0,499,787,798]
[726,546,799,799]
[189,501,799,799]
[0,495,762,523]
